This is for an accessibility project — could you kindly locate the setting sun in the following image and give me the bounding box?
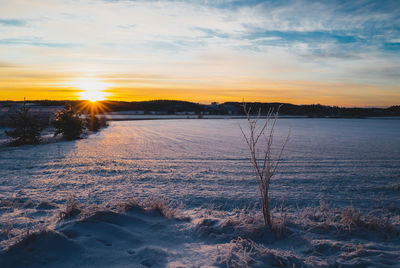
[75,78,110,102]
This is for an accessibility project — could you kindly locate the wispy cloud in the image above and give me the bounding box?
[0,18,26,26]
[0,37,79,48]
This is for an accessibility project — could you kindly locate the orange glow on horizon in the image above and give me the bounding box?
[0,1,399,108]
[0,75,399,107]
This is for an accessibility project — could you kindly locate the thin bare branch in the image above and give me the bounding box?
[240,103,289,229]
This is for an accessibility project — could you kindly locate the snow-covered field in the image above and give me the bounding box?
[0,118,399,267]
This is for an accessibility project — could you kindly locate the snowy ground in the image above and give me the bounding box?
[0,118,399,267]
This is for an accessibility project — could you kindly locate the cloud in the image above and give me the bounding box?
[0,60,18,68]
[0,37,79,48]
[0,18,26,26]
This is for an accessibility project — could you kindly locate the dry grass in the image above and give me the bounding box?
[121,197,185,219]
[270,216,287,238]
[58,195,186,222]
[59,195,82,220]
[143,198,179,218]
[340,203,362,231]
[194,206,289,241]
[215,237,303,268]
[0,218,53,251]
[220,209,265,239]
[215,237,256,268]
[193,207,265,240]
[294,201,398,235]
[1,224,13,239]
[0,197,19,210]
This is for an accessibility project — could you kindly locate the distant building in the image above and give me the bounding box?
[174,111,196,115]
[148,111,166,115]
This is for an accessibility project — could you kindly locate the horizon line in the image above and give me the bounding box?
[0,98,397,109]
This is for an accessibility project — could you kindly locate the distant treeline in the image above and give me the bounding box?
[223,102,400,117]
[1,100,399,118]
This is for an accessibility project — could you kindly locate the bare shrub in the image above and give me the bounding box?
[240,103,289,231]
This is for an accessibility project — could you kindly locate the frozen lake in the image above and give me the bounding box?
[1,118,399,210]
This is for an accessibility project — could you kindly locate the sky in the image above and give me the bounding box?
[0,0,399,106]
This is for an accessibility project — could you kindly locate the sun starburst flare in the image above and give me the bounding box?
[73,78,112,102]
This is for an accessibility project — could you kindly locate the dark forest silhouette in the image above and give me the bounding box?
[1,100,398,118]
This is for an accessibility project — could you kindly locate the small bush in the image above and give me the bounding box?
[53,104,84,140]
[5,101,42,146]
[85,114,108,132]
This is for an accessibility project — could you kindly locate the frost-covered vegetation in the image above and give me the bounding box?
[240,103,289,231]
[0,119,399,267]
[5,101,42,146]
[53,104,108,140]
[3,103,107,146]
[52,104,85,140]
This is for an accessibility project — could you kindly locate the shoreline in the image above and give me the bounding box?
[100,114,400,121]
